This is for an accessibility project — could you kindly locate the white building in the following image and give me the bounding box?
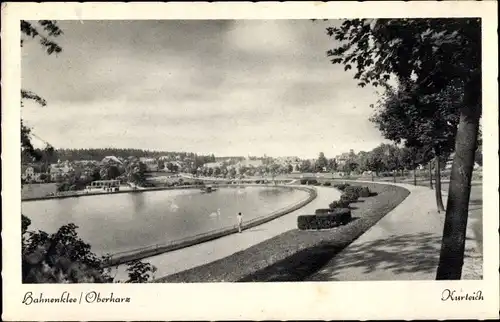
[22,165,44,182]
[335,152,351,166]
[50,160,73,176]
[139,157,159,172]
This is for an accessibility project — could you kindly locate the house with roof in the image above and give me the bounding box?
[139,157,159,172]
[22,164,47,182]
[158,155,172,162]
[335,152,351,166]
[101,156,123,166]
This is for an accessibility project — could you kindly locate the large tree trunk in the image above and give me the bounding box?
[393,169,396,183]
[436,76,481,280]
[434,156,445,212]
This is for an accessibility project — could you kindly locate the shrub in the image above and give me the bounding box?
[323,182,331,186]
[333,183,350,191]
[341,192,359,203]
[345,185,362,194]
[329,200,350,209]
[22,215,157,283]
[297,208,352,230]
[308,179,319,185]
[359,186,371,197]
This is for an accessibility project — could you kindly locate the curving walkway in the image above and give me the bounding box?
[308,181,481,281]
[109,185,341,281]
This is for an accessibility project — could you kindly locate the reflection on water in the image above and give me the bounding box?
[258,187,284,197]
[22,187,309,256]
[131,193,145,213]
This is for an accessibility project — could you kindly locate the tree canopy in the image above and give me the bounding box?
[327,18,480,95]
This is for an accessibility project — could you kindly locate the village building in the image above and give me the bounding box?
[139,157,159,172]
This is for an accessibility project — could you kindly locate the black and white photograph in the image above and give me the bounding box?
[3,2,499,321]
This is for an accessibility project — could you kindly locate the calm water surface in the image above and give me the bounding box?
[22,186,309,255]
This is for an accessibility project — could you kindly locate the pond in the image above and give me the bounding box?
[21,186,310,256]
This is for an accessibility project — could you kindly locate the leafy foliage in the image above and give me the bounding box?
[370,80,462,158]
[327,18,480,94]
[22,215,157,283]
[22,217,112,283]
[316,152,328,171]
[21,20,63,55]
[125,260,157,283]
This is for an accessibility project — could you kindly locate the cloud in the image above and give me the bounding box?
[21,19,387,158]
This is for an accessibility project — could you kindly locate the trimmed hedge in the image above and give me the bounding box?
[315,208,331,214]
[329,200,350,209]
[297,208,352,230]
[342,185,372,198]
[341,192,359,202]
[333,183,350,191]
[345,185,362,194]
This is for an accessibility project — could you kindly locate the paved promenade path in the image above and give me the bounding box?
[308,181,481,281]
[110,185,341,281]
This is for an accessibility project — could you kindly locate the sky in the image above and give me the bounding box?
[21,20,389,159]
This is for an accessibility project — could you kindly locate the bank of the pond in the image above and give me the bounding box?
[21,180,296,202]
[155,182,410,282]
[103,185,317,267]
[21,185,204,202]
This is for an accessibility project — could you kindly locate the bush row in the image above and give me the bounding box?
[329,199,350,210]
[333,183,350,191]
[297,183,374,230]
[345,185,371,197]
[297,208,352,230]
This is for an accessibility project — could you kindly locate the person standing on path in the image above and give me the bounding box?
[237,212,243,233]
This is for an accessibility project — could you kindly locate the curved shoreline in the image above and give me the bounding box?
[21,184,207,202]
[21,179,296,202]
[103,184,317,267]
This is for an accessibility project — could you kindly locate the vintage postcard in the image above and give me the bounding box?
[2,1,499,320]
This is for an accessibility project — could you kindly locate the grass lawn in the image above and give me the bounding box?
[155,182,410,283]
[22,183,58,199]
